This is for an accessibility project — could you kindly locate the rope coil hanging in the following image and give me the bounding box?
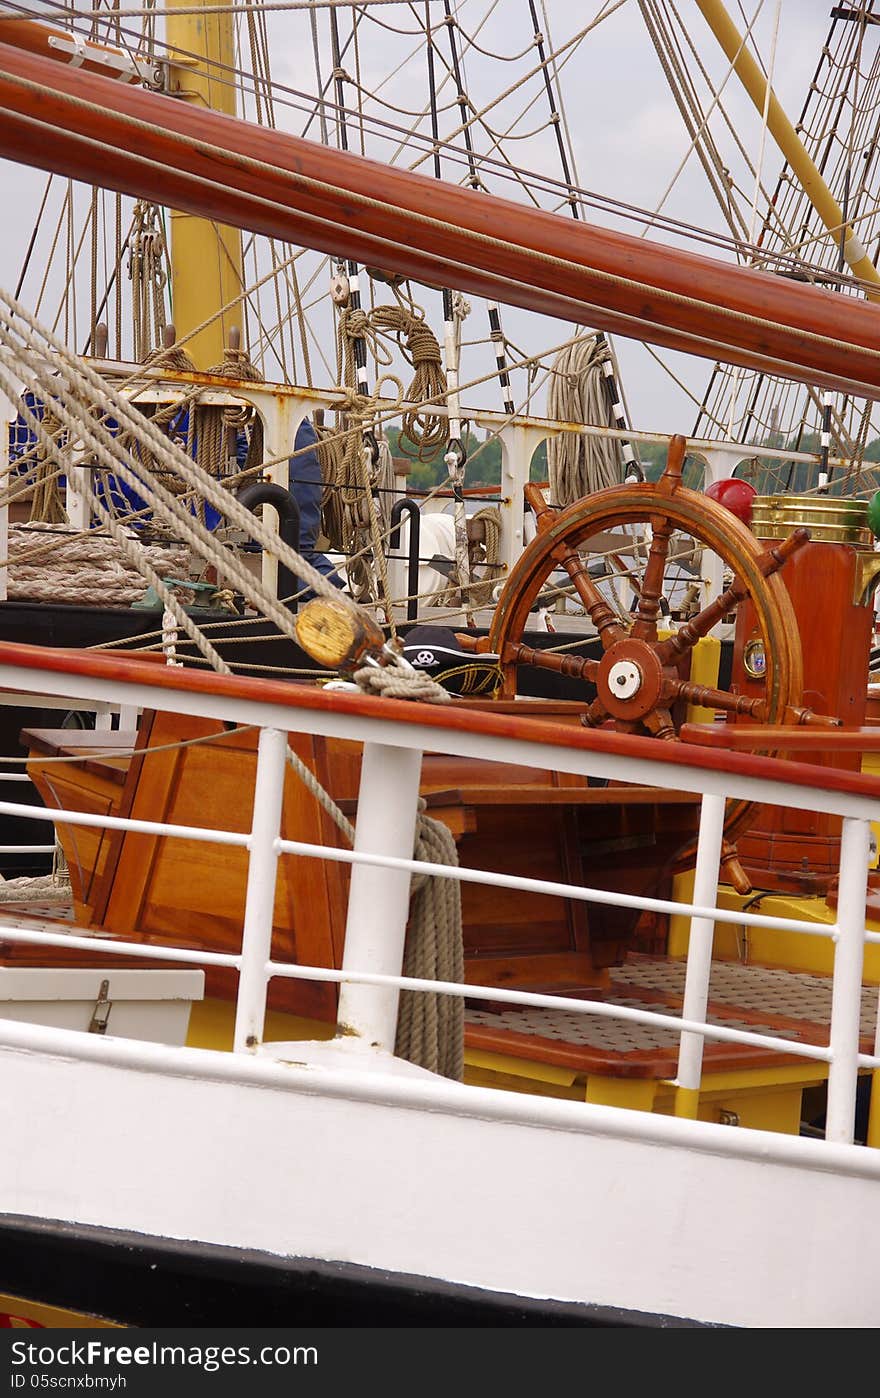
[433,504,503,610]
[369,304,448,460]
[395,801,464,1080]
[200,333,265,481]
[546,335,626,506]
[319,303,418,606]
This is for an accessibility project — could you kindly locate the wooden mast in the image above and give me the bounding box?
[165,0,242,366]
[694,0,880,299]
[2,40,880,397]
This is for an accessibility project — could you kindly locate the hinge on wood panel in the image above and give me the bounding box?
[88,979,112,1035]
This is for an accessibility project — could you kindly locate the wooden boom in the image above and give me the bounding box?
[1,36,880,398]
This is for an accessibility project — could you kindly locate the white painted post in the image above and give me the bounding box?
[336,740,423,1050]
[233,725,288,1053]
[65,443,93,532]
[675,792,726,1115]
[825,815,871,1144]
[496,424,553,578]
[387,511,409,621]
[696,448,741,618]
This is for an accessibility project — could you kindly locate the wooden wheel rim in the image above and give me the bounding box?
[488,481,804,869]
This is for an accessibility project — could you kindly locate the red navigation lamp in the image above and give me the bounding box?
[704,477,757,526]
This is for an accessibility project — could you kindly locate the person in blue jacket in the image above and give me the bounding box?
[286,415,341,590]
[9,395,342,596]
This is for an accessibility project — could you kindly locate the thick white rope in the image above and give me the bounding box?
[546,335,623,504]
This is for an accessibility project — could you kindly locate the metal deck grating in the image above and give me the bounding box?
[612,958,879,1035]
[464,958,880,1054]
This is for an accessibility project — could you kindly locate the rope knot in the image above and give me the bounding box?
[408,323,443,366]
[206,347,263,382]
[352,656,452,704]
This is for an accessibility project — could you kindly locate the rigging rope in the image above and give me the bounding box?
[0,288,451,698]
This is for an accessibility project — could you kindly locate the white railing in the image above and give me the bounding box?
[0,689,139,860]
[0,644,877,1149]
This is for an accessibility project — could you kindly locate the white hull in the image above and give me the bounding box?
[4,1020,880,1329]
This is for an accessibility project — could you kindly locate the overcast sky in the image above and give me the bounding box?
[0,1,845,434]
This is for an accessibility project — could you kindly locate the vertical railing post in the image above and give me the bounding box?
[66,450,93,533]
[336,740,423,1052]
[496,423,552,577]
[825,814,871,1144]
[233,725,287,1053]
[867,987,880,1149]
[674,792,726,1118]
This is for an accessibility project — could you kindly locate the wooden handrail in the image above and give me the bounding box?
[681,723,880,753]
[3,639,880,804]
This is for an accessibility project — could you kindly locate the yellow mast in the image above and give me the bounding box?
[695,0,880,301]
[165,0,243,366]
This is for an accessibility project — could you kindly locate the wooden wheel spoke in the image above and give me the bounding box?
[501,640,599,683]
[553,546,626,649]
[758,528,810,577]
[630,519,673,641]
[655,577,749,664]
[581,697,610,728]
[641,707,678,741]
[666,677,767,720]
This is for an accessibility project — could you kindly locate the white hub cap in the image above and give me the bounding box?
[607,659,642,700]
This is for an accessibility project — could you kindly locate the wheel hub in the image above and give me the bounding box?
[596,638,664,719]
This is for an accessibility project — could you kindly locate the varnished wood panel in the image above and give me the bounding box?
[95,713,352,1021]
[731,539,874,891]
[19,715,691,1018]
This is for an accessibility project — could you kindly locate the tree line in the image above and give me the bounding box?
[386,426,880,495]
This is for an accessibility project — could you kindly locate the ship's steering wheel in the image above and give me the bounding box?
[484,434,813,882]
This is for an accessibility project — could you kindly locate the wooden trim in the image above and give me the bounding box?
[422,785,699,807]
[463,1021,813,1079]
[20,728,136,787]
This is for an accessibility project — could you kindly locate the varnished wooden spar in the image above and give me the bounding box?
[0,19,146,82]
[2,43,880,397]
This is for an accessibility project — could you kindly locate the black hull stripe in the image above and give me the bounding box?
[0,1214,720,1328]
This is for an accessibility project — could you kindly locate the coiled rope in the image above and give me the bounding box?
[4,524,189,606]
[394,801,464,1080]
[433,504,503,610]
[321,303,446,606]
[369,304,448,459]
[546,335,624,505]
[199,341,266,483]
